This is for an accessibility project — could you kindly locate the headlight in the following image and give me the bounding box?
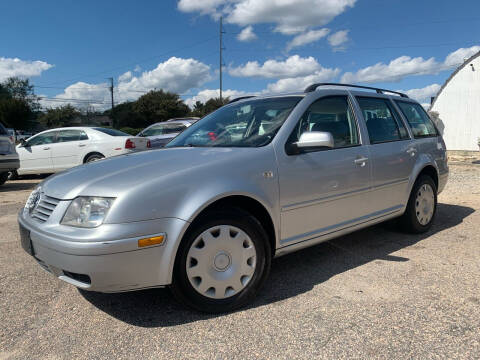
[61,197,115,228]
[24,187,42,214]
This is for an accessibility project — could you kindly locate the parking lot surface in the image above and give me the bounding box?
[1,163,479,359]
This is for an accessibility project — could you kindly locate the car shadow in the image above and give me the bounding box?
[80,203,474,327]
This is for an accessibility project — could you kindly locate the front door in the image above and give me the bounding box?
[277,95,373,247]
[17,131,57,174]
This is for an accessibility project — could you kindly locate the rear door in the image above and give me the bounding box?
[353,96,415,213]
[276,95,373,246]
[17,131,57,174]
[51,129,89,171]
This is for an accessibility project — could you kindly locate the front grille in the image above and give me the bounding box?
[31,194,60,222]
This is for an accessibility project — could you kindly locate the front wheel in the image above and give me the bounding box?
[8,170,18,180]
[85,153,105,163]
[171,209,271,313]
[400,175,437,233]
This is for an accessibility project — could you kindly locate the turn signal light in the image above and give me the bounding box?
[147,139,151,148]
[138,235,165,248]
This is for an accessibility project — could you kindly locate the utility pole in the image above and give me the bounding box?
[108,77,115,128]
[219,16,225,101]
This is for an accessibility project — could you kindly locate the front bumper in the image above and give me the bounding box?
[18,210,188,292]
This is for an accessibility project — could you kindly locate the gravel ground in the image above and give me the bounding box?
[1,164,479,359]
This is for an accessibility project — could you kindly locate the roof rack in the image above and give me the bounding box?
[304,83,409,98]
[228,96,256,104]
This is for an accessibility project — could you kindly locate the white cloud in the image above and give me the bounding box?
[0,57,53,81]
[398,83,441,103]
[229,55,323,79]
[185,88,247,108]
[177,0,227,15]
[118,71,132,82]
[237,26,257,42]
[328,30,349,50]
[444,45,480,67]
[178,0,356,35]
[340,56,439,84]
[340,45,480,84]
[286,28,330,51]
[265,67,341,93]
[47,57,212,109]
[134,65,142,72]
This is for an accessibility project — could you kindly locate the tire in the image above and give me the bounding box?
[170,208,271,313]
[8,170,18,181]
[0,172,8,186]
[399,175,437,233]
[85,153,104,163]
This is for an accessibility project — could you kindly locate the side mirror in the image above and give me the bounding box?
[295,131,334,150]
[20,138,27,147]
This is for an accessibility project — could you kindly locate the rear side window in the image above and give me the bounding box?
[357,97,409,144]
[289,96,360,149]
[0,122,7,135]
[396,101,438,138]
[57,130,89,142]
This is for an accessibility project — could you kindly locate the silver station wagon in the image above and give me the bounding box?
[18,83,448,312]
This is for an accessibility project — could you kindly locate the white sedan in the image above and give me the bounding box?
[13,127,150,176]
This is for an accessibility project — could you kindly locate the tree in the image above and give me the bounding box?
[0,77,39,130]
[134,90,189,126]
[38,104,81,128]
[190,97,229,118]
[104,101,144,128]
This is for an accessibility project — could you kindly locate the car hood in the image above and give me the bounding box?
[41,147,257,200]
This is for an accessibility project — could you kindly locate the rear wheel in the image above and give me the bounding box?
[171,209,271,313]
[85,153,104,163]
[0,172,9,186]
[400,175,437,233]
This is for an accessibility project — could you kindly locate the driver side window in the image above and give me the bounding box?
[26,132,57,146]
[289,96,360,148]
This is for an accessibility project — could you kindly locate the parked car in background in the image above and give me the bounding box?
[11,127,150,178]
[18,84,448,312]
[137,118,199,148]
[6,128,16,143]
[0,123,19,185]
[16,131,33,142]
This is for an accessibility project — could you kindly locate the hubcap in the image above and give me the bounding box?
[186,225,257,299]
[415,183,435,225]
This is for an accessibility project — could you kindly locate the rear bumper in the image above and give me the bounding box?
[0,156,19,171]
[18,212,188,292]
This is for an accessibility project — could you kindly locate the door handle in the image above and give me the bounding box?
[354,157,368,166]
[78,144,86,147]
[43,147,50,150]
[406,147,416,156]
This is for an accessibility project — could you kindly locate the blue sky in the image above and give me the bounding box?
[0,0,479,109]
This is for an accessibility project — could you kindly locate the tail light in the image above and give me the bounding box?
[147,139,151,148]
[125,139,136,149]
[9,136,14,143]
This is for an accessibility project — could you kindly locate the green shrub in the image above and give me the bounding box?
[119,127,143,136]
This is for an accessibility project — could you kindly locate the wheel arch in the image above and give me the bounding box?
[183,194,277,259]
[82,151,104,163]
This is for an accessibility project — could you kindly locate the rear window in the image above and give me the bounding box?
[396,101,438,138]
[0,122,7,136]
[93,127,129,136]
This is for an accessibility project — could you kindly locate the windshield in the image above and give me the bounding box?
[93,127,130,136]
[167,96,302,148]
[141,123,187,136]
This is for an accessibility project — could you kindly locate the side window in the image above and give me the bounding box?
[356,97,408,144]
[289,96,359,149]
[396,101,438,138]
[57,130,89,142]
[26,132,57,146]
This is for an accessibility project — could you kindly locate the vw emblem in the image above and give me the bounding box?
[29,191,41,214]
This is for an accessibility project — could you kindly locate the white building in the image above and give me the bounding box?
[430,51,480,151]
